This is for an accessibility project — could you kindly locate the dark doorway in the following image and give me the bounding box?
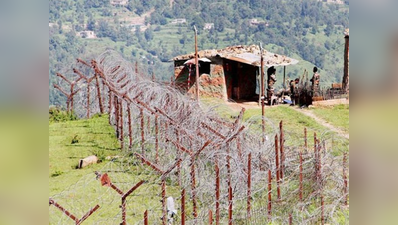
[224,60,258,101]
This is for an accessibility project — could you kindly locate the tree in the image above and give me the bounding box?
[65,30,76,45]
[57,20,63,34]
[144,28,154,41]
[75,24,83,32]
[81,31,88,38]
[258,23,266,32]
[96,20,112,38]
[311,26,317,35]
[102,8,112,17]
[127,1,134,12]
[136,6,145,16]
[77,13,85,26]
[179,33,187,45]
[119,26,131,42]
[87,16,96,31]
[159,17,167,25]
[214,19,225,32]
[324,21,334,36]
[324,40,332,50]
[135,1,145,16]
[191,15,204,31]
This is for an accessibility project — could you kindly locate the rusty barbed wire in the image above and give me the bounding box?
[51,50,349,224]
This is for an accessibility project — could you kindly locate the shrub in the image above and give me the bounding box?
[49,106,78,122]
[71,135,79,144]
[51,170,63,177]
[91,148,106,162]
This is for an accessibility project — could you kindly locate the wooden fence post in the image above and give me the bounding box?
[247,153,252,218]
[279,120,284,180]
[268,169,272,220]
[181,189,185,225]
[275,134,281,200]
[215,157,220,225]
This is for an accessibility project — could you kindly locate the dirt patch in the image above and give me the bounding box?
[225,101,278,112]
[313,98,349,107]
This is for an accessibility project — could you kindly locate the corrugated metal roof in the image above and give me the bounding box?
[173,45,299,67]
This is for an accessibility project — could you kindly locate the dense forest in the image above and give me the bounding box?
[49,0,349,105]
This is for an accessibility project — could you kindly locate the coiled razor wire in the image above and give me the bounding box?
[50,50,349,224]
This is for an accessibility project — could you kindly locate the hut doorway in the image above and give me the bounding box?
[224,60,258,101]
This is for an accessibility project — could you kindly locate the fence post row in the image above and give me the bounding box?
[51,58,349,225]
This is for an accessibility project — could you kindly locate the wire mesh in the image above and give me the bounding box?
[50,50,349,224]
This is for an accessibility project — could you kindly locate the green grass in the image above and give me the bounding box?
[243,105,341,147]
[49,106,348,223]
[311,104,349,133]
[201,98,349,155]
[244,105,328,134]
[49,114,189,224]
[49,114,120,194]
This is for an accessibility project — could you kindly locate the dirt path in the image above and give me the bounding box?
[291,106,349,139]
[225,101,349,139]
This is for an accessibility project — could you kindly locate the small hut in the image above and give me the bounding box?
[173,45,298,101]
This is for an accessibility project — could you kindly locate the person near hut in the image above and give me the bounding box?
[310,67,320,97]
[267,66,277,105]
[289,78,300,105]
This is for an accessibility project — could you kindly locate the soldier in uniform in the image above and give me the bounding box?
[289,78,300,105]
[267,66,277,105]
[310,67,320,97]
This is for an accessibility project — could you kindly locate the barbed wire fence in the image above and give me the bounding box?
[50,50,349,224]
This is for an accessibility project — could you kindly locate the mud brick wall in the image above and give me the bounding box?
[196,63,227,100]
[174,58,228,100]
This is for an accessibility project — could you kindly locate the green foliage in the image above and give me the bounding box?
[49,106,78,123]
[49,0,348,105]
[311,104,349,133]
[91,113,104,118]
[49,115,184,223]
[144,28,154,41]
[71,134,79,144]
[91,148,106,162]
[51,170,64,177]
[49,115,120,195]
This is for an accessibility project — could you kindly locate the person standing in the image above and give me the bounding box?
[289,78,299,105]
[310,67,320,97]
[267,66,277,105]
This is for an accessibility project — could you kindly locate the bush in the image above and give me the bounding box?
[91,148,106,162]
[71,135,79,144]
[49,106,78,123]
[51,170,63,177]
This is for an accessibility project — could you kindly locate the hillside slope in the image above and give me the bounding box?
[49,0,349,106]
